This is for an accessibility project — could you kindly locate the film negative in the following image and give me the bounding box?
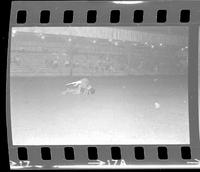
[4,0,200,169]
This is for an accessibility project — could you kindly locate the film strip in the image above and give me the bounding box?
[4,0,200,169]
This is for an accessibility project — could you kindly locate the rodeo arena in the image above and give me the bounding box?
[10,27,190,145]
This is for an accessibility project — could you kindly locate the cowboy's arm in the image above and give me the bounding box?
[66,80,82,86]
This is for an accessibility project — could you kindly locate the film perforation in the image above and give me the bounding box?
[41,147,51,160]
[133,10,144,23]
[87,10,97,24]
[157,10,167,23]
[16,10,26,24]
[110,10,120,23]
[13,8,195,25]
[64,147,75,160]
[88,147,98,160]
[180,9,190,23]
[181,146,191,159]
[17,147,28,161]
[111,147,122,160]
[158,147,168,160]
[40,10,50,24]
[134,147,145,160]
[63,10,74,23]
[14,146,195,162]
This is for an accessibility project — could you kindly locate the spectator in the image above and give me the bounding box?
[64,59,70,67]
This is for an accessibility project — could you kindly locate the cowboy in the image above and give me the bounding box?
[62,78,95,95]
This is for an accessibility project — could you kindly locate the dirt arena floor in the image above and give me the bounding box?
[10,75,189,145]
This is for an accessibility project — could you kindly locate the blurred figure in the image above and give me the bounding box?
[62,78,95,95]
[51,56,59,68]
[64,59,70,67]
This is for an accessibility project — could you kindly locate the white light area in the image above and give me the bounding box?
[12,29,17,34]
[154,102,160,109]
[93,40,96,44]
[114,42,118,46]
[112,1,144,5]
[159,43,163,46]
[34,165,43,168]
[52,164,200,169]
[108,39,112,42]
[133,43,137,46]
[185,46,188,49]
[10,166,25,169]
[144,42,148,45]
[151,45,154,48]
[41,35,45,39]
[10,165,43,169]
[68,38,72,42]
[181,48,185,51]
[34,30,40,33]
[12,29,17,37]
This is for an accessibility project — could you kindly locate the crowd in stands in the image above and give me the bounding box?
[10,50,188,76]
[10,31,188,76]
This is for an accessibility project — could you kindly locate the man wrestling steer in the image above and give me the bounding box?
[62,78,95,95]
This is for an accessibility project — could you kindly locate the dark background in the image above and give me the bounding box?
[1,0,11,171]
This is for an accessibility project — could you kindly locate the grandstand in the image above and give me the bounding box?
[10,27,188,77]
